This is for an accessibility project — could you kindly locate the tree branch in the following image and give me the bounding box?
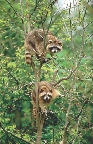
[52,69,58,84]
[20,0,26,35]
[31,61,44,144]
[26,2,31,33]
[60,101,72,144]
[53,54,83,87]
[6,69,19,85]
[75,98,89,119]
[0,122,32,144]
[6,0,24,26]
[6,0,18,15]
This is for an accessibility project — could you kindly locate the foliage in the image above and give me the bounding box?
[0,0,93,144]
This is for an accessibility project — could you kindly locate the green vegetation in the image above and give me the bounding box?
[0,0,93,143]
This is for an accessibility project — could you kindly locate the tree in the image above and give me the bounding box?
[0,0,93,144]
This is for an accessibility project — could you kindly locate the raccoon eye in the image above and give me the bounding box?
[58,42,62,45]
[59,42,62,46]
[39,89,44,93]
[48,40,53,43]
[49,89,52,93]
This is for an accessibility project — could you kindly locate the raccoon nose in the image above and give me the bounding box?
[52,49,58,53]
[44,95,50,100]
[50,46,61,53]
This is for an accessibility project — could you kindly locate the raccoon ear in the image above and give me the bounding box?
[53,89,61,99]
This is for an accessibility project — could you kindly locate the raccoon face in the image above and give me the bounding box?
[32,81,60,115]
[46,35,62,53]
[39,86,53,104]
[41,94,52,103]
[49,46,61,53]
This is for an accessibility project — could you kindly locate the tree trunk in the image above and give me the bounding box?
[36,116,44,144]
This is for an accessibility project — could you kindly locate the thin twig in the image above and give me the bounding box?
[7,70,19,85]
[6,0,24,25]
[52,69,58,83]
[0,122,32,144]
[26,2,31,32]
[75,98,88,119]
[53,54,83,87]
[20,0,26,35]
[6,0,18,15]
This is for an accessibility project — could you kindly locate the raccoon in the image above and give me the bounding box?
[24,29,62,64]
[32,81,60,117]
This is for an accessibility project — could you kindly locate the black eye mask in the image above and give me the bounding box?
[49,46,61,53]
[41,94,52,103]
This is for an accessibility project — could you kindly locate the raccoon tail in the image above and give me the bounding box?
[25,50,31,64]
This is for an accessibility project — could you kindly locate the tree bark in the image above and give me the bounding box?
[36,116,44,144]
